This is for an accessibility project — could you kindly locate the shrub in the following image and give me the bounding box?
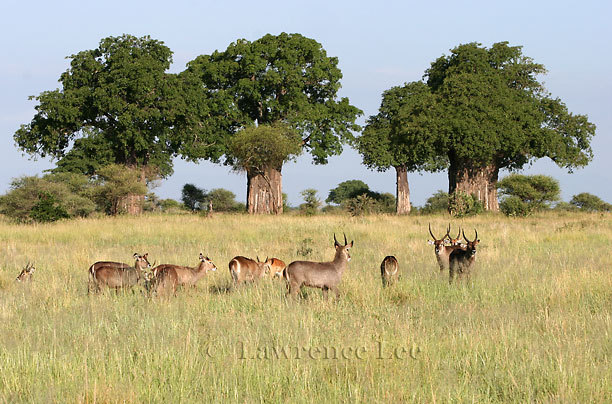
[500,195,531,217]
[29,192,70,222]
[420,190,449,214]
[448,191,484,217]
[497,174,560,215]
[570,192,612,212]
[299,189,321,216]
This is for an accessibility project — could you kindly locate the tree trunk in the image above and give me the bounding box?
[246,166,283,214]
[395,165,411,215]
[115,166,146,215]
[448,160,500,211]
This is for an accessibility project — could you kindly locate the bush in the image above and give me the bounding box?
[327,180,371,205]
[554,201,579,212]
[182,184,207,212]
[570,193,612,212]
[497,174,560,215]
[207,188,243,212]
[345,194,378,216]
[420,190,449,214]
[0,174,96,222]
[500,195,531,217]
[448,191,484,217]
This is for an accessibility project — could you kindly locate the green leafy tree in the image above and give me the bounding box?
[326,180,371,205]
[14,34,190,213]
[420,190,450,214]
[181,184,207,212]
[299,189,321,216]
[570,192,612,212]
[497,174,560,216]
[184,33,362,214]
[30,192,70,223]
[357,82,443,214]
[91,165,148,215]
[423,42,595,210]
[206,188,243,212]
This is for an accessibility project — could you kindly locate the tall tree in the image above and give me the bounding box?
[14,34,189,214]
[184,33,361,214]
[425,42,596,211]
[356,82,443,214]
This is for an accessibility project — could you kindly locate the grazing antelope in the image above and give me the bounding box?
[228,256,267,285]
[16,263,35,282]
[449,229,480,284]
[263,257,286,278]
[428,223,464,272]
[147,266,179,297]
[88,253,151,294]
[153,253,217,289]
[284,234,353,299]
[380,256,399,287]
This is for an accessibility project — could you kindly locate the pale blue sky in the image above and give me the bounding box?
[2,0,610,206]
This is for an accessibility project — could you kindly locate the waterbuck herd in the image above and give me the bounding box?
[14,224,480,298]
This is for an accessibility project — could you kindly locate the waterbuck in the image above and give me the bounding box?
[152,253,216,289]
[380,256,399,287]
[16,263,35,282]
[284,234,353,299]
[263,257,286,278]
[147,266,179,297]
[428,223,464,272]
[228,256,267,285]
[449,229,480,284]
[88,253,151,294]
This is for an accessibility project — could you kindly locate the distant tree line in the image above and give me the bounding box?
[11,34,597,217]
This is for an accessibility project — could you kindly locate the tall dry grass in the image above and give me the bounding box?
[0,212,611,403]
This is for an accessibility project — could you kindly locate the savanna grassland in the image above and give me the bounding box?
[0,212,611,403]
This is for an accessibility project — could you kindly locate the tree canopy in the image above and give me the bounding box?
[184,32,362,165]
[14,34,190,178]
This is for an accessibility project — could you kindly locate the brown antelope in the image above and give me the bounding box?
[88,253,151,294]
[263,257,286,278]
[428,223,464,272]
[228,256,267,285]
[449,229,480,284]
[147,266,179,297]
[284,234,353,299]
[380,256,399,287]
[153,253,217,289]
[16,263,35,282]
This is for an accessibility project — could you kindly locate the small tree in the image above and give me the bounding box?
[326,180,371,205]
[30,192,70,223]
[181,184,207,212]
[420,190,450,214]
[206,188,243,212]
[497,174,560,216]
[299,189,321,216]
[229,124,302,214]
[570,193,612,212]
[92,165,148,215]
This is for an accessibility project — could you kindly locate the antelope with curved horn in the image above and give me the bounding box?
[228,256,267,285]
[88,253,151,294]
[428,223,464,271]
[380,256,399,287]
[284,233,353,299]
[449,229,480,284]
[16,262,35,282]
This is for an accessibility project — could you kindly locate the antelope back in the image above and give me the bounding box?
[229,256,266,283]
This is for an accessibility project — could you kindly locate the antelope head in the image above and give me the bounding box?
[334,233,354,262]
[462,229,480,257]
[16,262,35,282]
[199,253,217,272]
[428,223,450,255]
[133,253,151,270]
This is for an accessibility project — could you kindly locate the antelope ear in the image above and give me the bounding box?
[133,253,139,258]
[427,240,435,245]
[349,241,354,248]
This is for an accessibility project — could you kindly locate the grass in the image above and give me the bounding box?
[0,212,611,403]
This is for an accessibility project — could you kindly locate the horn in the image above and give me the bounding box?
[456,226,461,240]
[428,223,437,240]
[343,233,348,245]
[334,233,340,246]
[257,256,260,262]
[445,223,451,239]
[474,228,478,241]
[265,256,269,262]
[462,229,477,243]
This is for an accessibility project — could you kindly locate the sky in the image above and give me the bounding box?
[2,0,611,207]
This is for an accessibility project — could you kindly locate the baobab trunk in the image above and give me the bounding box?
[448,161,499,211]
[395,165,411,215]
[246,166,283,214]
[115,166,146,215]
